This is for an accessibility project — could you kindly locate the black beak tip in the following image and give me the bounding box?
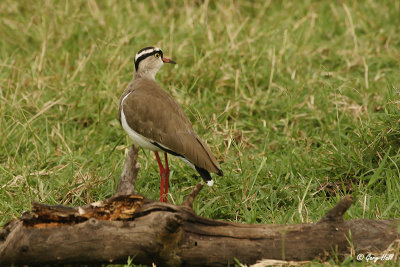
[162,57,176,64]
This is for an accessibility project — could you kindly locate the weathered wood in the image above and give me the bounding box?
[115,144,140,196]
[0,145,399,266]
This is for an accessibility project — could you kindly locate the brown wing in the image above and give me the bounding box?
[121,78,221,174]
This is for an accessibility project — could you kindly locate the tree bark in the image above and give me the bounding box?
[0,145,399,266]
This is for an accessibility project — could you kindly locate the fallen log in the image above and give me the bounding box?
[0,145,399,266]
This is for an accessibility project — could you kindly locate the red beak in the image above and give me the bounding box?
[162,57,176,64]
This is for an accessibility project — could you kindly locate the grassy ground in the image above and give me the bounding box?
[1,0,399,265]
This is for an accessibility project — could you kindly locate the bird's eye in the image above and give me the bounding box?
[154,53,160,58]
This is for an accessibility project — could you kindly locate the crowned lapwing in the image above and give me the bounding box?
[119,47,223,202]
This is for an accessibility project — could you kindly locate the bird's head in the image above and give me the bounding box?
[134,47,176,79]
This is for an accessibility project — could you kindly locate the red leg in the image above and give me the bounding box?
[163,152,170,203]
[154,152,165,202]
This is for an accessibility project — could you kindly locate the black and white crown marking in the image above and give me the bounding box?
[134,47,163,71]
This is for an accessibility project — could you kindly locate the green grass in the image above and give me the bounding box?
[1,0,400,264]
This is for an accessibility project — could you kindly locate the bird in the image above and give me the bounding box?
[119,46,223,203]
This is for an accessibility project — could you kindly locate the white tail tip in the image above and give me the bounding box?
[207,180,214,187]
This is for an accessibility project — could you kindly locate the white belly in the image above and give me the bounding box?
[121,92,161,151]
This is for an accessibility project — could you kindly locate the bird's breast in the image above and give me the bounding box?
[120,92,162,151]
